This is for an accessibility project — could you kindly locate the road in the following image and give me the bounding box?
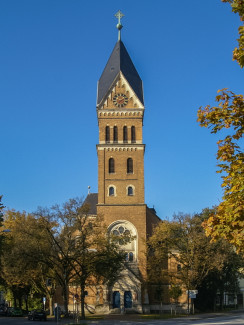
[0,313,244,325]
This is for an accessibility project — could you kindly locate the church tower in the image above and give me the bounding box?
[94,11,160,313]
[96,16,145,207]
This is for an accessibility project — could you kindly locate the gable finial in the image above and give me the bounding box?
[115,10,124,41]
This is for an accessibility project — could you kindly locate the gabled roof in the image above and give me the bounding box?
[83,193,98,215]
[97,40,144,106]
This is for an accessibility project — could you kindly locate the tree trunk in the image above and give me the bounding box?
[13,290,17,308]
[187,290,190,314]
[18,294,22,308]
[219,291,224,310]
[48,294,53,315]
[25,294,28,311]
[63,282,69,317]
[80,284,85,320]
[213,293,216,311]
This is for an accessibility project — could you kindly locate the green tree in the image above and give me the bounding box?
[169,284,182,305]
[169,284,183,314]
[195,247,243,311]
[147,213,240,311]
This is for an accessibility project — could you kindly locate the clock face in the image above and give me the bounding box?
[113,93,128,108]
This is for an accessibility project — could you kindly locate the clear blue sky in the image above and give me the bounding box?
[1,0,243,219]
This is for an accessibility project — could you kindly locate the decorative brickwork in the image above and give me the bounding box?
[94,40,161,314]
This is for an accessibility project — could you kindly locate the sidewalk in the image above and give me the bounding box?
[102,308,244,321]
[61,308,244,324]
[185,308,244,320]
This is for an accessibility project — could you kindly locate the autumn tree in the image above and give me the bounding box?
[198,89,244,253]
[2,210,49,309]
[0,196,4,255]
[147,231,169,311]
[0,195,5,290]
[147,213,240,311]
[197,1,244,254]
[1,198,128,318]
[222,0,244,67]
[34,204,79,316]
[3,206,77,315]
[36,197,126,320]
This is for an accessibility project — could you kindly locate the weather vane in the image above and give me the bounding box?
[115,10,124,41]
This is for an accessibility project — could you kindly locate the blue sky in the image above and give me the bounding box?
[1,0,243,219]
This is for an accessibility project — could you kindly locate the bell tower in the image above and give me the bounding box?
[94,11,160,313]
[96,13,145,208]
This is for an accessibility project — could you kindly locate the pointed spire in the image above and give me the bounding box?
[115,10,124,41]
[97,41,144,107]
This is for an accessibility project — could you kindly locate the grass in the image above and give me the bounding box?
[66,323,87,325]
[64,315,104,324]
[141,313,186,320]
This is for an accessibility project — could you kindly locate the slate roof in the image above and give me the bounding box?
[83,193,98,215]
[97,40,144,106]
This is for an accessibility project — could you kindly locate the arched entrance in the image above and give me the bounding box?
[124,291,132,308]
[112,291,120,308]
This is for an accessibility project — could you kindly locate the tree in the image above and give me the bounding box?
[169,284,182,314]
[36,197,126,320]
[1,198,128,318]
[147,213,241,311]
[147,230,169,312]
[0,196,6,290]
[222,0,244,67]
[195,247,243,311]
[198,90,244,253]
[0,196,4,255]
[2,210,51,310]
[197,1,244,254]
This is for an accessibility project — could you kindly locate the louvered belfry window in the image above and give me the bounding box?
[105,126,110,143]
[127,158,133,174]
[123,126,128,143]
[113,126,118,143]
[109,158,115,173]
[131,126,136,143]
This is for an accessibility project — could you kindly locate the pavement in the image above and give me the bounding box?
[62,308,244,323]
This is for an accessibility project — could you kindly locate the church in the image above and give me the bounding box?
[80,11,161,313]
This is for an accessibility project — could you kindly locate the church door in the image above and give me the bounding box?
[124,291,132,308]
[112,291,120,308]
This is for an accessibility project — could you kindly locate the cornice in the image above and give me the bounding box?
[96,144,145,152]
[97,110,144,118]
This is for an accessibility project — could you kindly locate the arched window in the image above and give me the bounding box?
[131,126,136,143]
[113,126,118,143]
[109,186,115,196]
[129,252,133,262]
[108,220,137,263]
[109,158,115,173]
[123,126,128,143]
[128,186,133,196]
[105,126,110,143]
[127,158,133,174]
